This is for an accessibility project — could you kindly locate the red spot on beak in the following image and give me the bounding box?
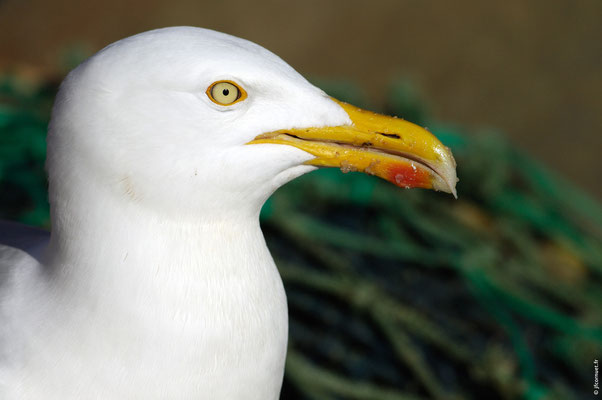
[387,163,430,189]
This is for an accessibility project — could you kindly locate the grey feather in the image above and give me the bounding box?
[0,221,49,264]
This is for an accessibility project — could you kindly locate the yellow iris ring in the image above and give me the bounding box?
[206,80,248,106]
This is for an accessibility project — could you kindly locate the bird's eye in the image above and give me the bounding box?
[207,81,246,106]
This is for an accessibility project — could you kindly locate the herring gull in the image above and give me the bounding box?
[0,27,457,399]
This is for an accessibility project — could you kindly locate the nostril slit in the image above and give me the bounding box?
[377,132,401,139]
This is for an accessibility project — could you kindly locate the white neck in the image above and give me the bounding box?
[47,183,267,303]
[16,180,288,399]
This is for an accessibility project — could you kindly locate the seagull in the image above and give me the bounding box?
[0,27,457,399]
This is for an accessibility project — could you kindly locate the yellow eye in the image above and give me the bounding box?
[206,81,247,105]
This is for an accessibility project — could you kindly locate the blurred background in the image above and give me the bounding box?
[1,1,601,399]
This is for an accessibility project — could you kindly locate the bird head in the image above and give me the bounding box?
[47,27,457,220]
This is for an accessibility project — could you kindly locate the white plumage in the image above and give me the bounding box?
[0,27,456,399]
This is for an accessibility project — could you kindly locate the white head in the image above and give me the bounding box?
[47,26,456,224]
[47,27,351,221]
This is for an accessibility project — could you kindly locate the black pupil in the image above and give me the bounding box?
[222,88,230,96]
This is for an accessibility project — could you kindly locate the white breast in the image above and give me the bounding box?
[2,207,288,399]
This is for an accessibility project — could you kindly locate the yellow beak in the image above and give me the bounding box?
[248,99,458,197]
